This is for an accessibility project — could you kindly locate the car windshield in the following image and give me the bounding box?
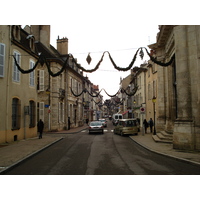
[119,120,136,127]
[90,122,102,126]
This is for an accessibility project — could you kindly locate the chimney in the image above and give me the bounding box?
[31,25,50,47]
[57,36,68,55]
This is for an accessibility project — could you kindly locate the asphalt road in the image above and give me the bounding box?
[4,121,200,175]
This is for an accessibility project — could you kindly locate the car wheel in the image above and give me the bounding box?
[120,131,123,136]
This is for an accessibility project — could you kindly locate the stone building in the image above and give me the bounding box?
[67,57,85,128]
[148,25,200,150]
[131,65,148,128]
[0,25,38,143]
[30,25,67,132]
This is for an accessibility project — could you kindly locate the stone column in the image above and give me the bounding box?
[173,25,194,150]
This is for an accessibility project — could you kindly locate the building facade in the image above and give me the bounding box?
[0,25,98,144]
[0,25,38,143]
[149,25,200,150]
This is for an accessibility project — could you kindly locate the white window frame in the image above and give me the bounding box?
[29,59,35,87]
[0,43,5,77]
[13,51,20,82]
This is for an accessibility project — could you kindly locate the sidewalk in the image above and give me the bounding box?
[130,131,200,166]
[0,125,199,174]
[0,124,88,174]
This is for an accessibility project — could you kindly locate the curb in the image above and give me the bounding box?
[46,127,88,135]
[129,136,200,167]
[0,137,64,175]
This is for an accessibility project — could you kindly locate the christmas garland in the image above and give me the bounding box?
[70,87,87,97]
[70,87,138,98]
[69,52,106,73]
[121,86,138,97]
[13,54,70,77]
[103,88,120,98]
[143,47,175,67]
[13,47,175,78]
[13,54,42,74]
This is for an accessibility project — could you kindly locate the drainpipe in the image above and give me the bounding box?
[5,25,12,143]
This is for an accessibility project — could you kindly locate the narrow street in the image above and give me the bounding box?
[4,121,200,175]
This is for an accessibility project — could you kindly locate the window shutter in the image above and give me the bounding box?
[0,43,5,77]
[39,102,44,121]
[62,103,65,123]
[58,102,61,123]
[30,60,35,86]
[39,70,44,91]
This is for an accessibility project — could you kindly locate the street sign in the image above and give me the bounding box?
[140,107,145,113]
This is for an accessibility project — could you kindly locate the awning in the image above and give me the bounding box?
[122,110,129,115]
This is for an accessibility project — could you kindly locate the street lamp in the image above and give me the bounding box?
[152,96,156,135]
[132,99,136,118]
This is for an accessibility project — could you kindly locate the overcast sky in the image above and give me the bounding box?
[4,1,198,101]
[50,24,158,99]
[47,0,160,99]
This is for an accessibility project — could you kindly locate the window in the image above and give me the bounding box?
[30,60,35,86]
[30,37,35,51]
[37,70,44,91]
[13,51,20,82]
[0,43,5,77]
[29,100,36,127]
[12,25,21,41]
[59,102,65,123]
[153,80,157,97]
[12,98,21,130]
[39,102,44,121]
[148,83,151,100]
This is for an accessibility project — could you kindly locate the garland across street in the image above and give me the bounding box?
[13,47,175,76]
[13,47,175,98]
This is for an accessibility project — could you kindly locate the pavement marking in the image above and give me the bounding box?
[82,129,114,133]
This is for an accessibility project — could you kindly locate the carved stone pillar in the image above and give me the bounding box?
[173,25,194,150]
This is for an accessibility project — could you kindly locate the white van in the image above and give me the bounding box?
[112,114,123,125]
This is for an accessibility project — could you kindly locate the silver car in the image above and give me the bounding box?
[99,119,107,127]
[88,121,104,134]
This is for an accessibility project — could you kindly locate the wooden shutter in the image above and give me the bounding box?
[0,43,5,77]
[39,70,44,91]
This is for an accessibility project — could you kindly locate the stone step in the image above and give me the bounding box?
[152,134,172,144]
[160,131,173,138]
[157,132,173,141]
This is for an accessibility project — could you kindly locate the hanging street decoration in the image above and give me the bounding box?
[139,48,144,60]
[13,47,175,78]
[70,86,138,98]
[86,53,92,65]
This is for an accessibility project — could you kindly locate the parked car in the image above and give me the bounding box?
[112,114,123,125]
[88,121,104,134]
[113,119,139,136]
[99,119,107,127]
